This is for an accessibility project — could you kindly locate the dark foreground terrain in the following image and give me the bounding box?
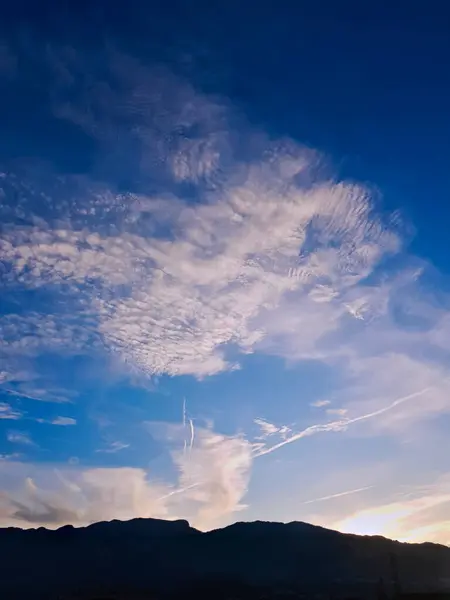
[1,518,449,599]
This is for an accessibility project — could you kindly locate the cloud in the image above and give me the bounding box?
[1,168,396,379]
[0,402,22,420]
[302,486,374,505]
[252,387,433,458]
[0,453,22,461]
[0,468,169,527]
[332,481,450,545]
[7,431,35,446]
[96,441,129,453]
[310,400,331,408]
[0,48,401,383]
[253,418,293,454]
[1,383,75,404]
[50,416,77,426]
[0,421,252,531]
[326,408,348,417]
[146,420,253,530]
[0,311,93,410]
[173,427,252,529]
[325,352,450,438]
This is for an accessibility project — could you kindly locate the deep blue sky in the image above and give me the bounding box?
[2,2,450,264]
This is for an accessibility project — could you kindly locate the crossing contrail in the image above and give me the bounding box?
[189,418,195,451]
[182,397,187,455]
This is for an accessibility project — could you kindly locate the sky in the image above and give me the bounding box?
[1,2,450,544]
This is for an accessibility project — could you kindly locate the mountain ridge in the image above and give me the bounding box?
[2,517,447,549]
[1,517,449,599]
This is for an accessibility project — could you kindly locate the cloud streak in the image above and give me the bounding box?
[50,417,77,426]
[302,486,374,505]
[253,387,433,457]
[0,402,22,420]
[7,431,35,446]
[96,441,130,453]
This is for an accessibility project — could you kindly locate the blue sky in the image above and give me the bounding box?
[1,2,450,543]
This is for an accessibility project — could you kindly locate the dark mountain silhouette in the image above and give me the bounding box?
[1,518,449,599]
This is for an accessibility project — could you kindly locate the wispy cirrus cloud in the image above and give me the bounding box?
[0,453,22,461]
[7,431,35,446]
[310,399,331,408]
[50,416,77,426]
[0,402,22,420]
[326,408,348,417]
[96,440,130,453]
[254,418,291,440]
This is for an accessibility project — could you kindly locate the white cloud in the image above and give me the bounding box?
[173,427,252,530]
[0,51,401,381]
[0,402,22,420]
[0,312,93,408]
[0,382,75,404]
[0,164,398,380]
[7,431,35,446]
[310,400,331,408]
[96,441,129,453]
[254,418,282,437]
[326,408,348,417]
[254,418,292,444]
[50,416,77,426]
[0,467,169,527]
[97,174,399,378]
[0,421,252,531]
[146,420,253,530]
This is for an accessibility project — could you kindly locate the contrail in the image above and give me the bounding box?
[182,397,187,455]
[254,387,431,458]
[189,418,195,452]
[253,419,346,457]
[301,486,374,505]
[344,387,432,424]
[157,407,197,503]
[157,483,199,501]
